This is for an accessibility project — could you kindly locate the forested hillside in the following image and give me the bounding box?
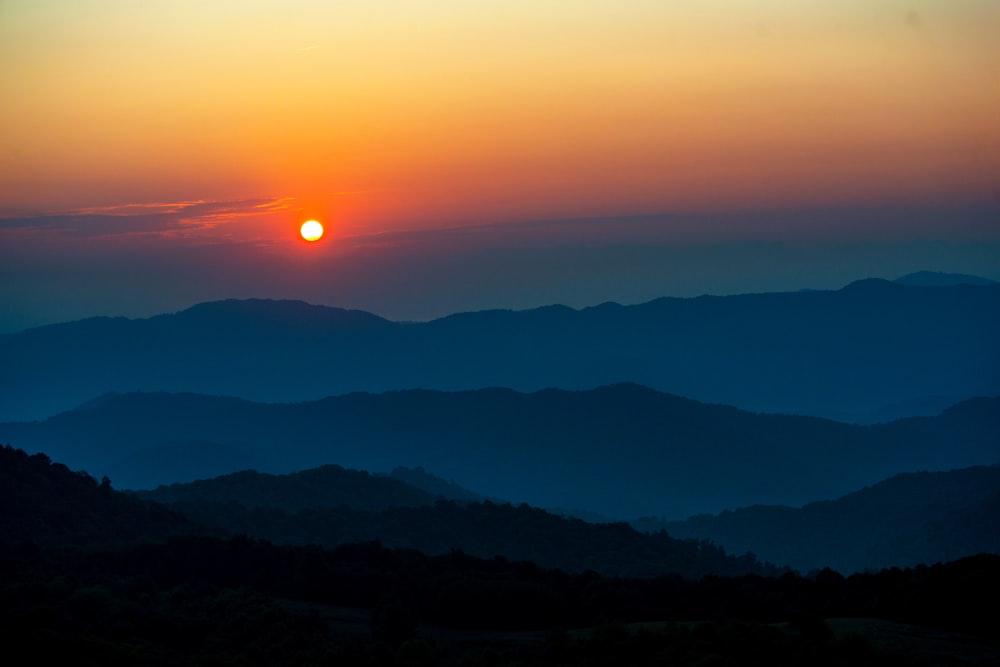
[4,446,1000,664]
[0,445,195,547]
[647,465,1000,573]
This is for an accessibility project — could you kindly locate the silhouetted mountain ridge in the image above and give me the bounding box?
[2,445,771,578]
[166,298,394,330]
[5,445,1000,664]
[0,444,196,548]
[894,270,996,286]
[147,496,775,578]
[4,385,997,519]
[3,277,997,422]
[388,466,488,503]
[138,464,441,511]
[647,464,1000,573]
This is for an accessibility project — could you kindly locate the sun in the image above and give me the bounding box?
[300,219,324,242]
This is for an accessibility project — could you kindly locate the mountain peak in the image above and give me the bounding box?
[894,271,996,287]
[840,277,898,291]
[168,298,393,328]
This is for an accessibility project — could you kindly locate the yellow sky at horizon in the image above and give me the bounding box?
[2,0,998,236]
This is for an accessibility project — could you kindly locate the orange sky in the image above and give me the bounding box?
[3,1,999,240]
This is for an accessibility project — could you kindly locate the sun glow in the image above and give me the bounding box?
[300,220,324,242]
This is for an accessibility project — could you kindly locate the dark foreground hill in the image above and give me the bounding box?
[0,445,195,548]
[3,445,1000,665]
[131,465,769,579]
[139,464,485,511]
[3,278,998,422]
[1,445,768,578]
[137,464,442,512]
[137,459,1000,575]
[638,465,1000,573]
[4,385,998,519]
[6,534,999,666]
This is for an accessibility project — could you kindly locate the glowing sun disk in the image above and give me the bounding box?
[300,219,324,241]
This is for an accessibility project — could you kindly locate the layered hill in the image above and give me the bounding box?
[8,453,1000,664]
[0,446,770,578]
[132,459,1000,575]
[133,466,779,577]
[643,465,1000,573]
[894,271,996,287]
[3,278,998,423]
[136,464,442,512]
[0,444,195,548]
[4,385,997,519]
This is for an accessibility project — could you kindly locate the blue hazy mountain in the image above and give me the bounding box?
[894,270,997,287]
[2,277,998,423]
[388,465,488,503]
[638,464,1000,573]
[3,385,997,519]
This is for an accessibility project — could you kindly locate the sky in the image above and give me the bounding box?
[2,0,999,332]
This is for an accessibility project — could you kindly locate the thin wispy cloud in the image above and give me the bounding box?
[0,198,294,243]
[63,201,207,216]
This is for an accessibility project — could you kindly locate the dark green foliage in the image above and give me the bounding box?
[0,444,196,548]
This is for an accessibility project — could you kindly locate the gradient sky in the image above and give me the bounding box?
[2,1,999,331]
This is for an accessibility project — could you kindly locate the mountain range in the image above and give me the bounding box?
[0,444,769,579]
[3,274,998,423]
[135,464,447,512]
[134,458,1000,574]
[8,442,1000,665]
[636,464,1000,573]
[7,438,997,575]
[4,384,997,519]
